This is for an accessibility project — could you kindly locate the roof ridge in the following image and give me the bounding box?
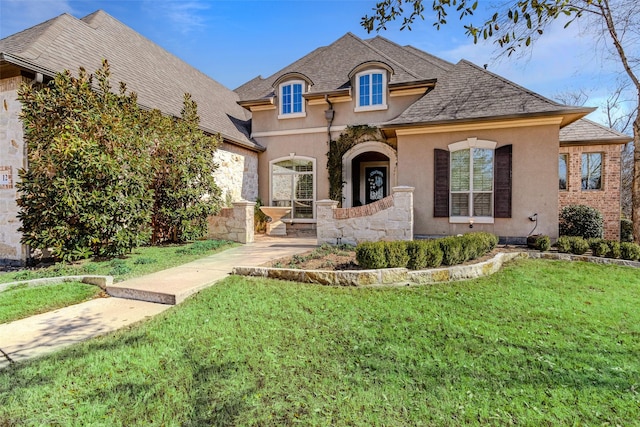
[367,35,453,74]
[0,13,73,60]
[358,34,422,80]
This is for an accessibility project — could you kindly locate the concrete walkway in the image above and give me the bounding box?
[0,236,317,368]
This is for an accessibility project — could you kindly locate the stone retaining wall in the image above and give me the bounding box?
[232,251,639,287]
[0,275,113,292]
[207,200,255,243]
[317,186,414,245]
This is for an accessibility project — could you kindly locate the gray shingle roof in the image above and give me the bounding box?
[0,10,262,151]
[560,118,632,143]
[389,60,591,125]
[235,33,442,101]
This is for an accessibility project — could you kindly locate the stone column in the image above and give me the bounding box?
[391,186,414,241]
[232,200,255,244]
[316,199,339,245]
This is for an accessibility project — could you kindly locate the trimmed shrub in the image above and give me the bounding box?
[385,241,410,268]
[406,241,427,270]
[590,239,610,258]
[556,236,572,253]
[529,235,551,251]
[559,205,603,239]
[556,236,589,255]
[606,240,621,259]
[356,242,387,269]
[422,240,444,269]
[620,242,640,261]
[439,237,464,266]
[620,218,633,242]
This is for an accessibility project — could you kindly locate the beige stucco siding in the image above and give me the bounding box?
[251,93,423,134]
[398,123,560,239]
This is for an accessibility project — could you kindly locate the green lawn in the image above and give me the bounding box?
[0,281,103,324]
[0,239,236,285]
[1,259,639,426]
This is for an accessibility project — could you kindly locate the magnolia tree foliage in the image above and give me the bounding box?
[17,60,221,261]
[362,0,640,241]
[150,94,221,244]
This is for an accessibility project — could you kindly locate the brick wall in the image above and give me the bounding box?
[559,144,622,240]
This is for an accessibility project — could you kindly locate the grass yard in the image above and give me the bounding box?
[0,281,103,324]
[1,259,638,426]
[0,239,236,285]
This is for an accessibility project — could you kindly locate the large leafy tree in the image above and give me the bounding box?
[362,0,640,241]
[150,94,221,244]
[18,61,153,260]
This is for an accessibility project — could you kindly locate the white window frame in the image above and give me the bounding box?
[269,156,316,222]
[559,153,568,191]
[448,138,497,224]
[354,69,387,112]
[278,80,306,119]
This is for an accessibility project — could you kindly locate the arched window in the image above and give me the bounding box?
[270,156,315,219]
[278,80,306,119]
[354,69,388,112]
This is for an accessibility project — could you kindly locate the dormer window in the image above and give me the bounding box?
[354,69,388,112]
[278,80,306,119]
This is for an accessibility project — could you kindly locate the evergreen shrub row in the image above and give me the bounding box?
[557,236,640,261]
[355,232,499,270]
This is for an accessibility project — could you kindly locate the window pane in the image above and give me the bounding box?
[359,75,370,106]
[451,150,470,191]
[293,83,302,113]
[473,149,493,191]
[559,154,568,190]
[451,193,469,216]
[294,174,313,199]
[293,200,313,219]
[581,153,602,190]
[473,193,492,216]
[372,73,383,105]
[282,84,291,114]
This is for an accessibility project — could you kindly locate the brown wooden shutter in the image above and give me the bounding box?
[494,144,512,218]
[434,148,450,217]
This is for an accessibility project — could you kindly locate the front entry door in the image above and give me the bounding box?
[365,166,387,204]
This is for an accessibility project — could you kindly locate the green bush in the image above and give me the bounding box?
[559,205,603,239]
[423,240,444,269]
[529,235,550,251]
[590,239,610,257]
[557,236,590,255]
[620,242,640,261]
[356,242,387,269]
[439,237,464,266]
[620,218,633,242]
[556,236,572,253]
[606,240,621,259]
[385,241,410,268]
[406,241,427,270]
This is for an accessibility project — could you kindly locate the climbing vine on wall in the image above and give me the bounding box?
[326,125,392,206]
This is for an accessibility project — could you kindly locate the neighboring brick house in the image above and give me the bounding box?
[559,119,630,239]
[0,10,263,264]
[236,33,631,243]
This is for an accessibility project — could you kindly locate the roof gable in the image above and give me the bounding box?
[560,118,632,143]
[0,10,260,150]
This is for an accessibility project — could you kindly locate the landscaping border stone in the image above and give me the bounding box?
[232,250,640,287]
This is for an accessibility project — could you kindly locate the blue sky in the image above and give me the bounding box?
[0,0,630,125]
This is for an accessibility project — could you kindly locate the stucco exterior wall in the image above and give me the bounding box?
[0,76,28,264]
[215,142,259,203]
[559,143,622,240]
[398,123,560,240]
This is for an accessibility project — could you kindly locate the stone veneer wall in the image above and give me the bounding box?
[317,186,414,245]
[0,76,28,265]
[207,200,255,243]
[215,142,259,204]
[559,144,622,240]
